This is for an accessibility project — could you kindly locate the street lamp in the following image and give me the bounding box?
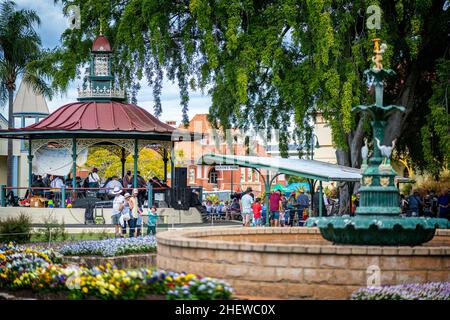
[296,134,320,159]
[310,134,320,160]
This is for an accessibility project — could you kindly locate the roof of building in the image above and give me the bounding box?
[92,35,111,52]
[24,101,175,132]
[0,101,200,141]
[12,80,49,116]
[198,153,411,183]
[179,114,212,132]
[0,34,201,142]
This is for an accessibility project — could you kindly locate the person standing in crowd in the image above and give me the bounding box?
[122,170,133,189]
[121,193,133,237]
[438,189,449,220]
[287,192,296,226]
[269,190,281,227]
[205,200,213,219]
[240,187,254,227]
[279,193,287,227]
[430,190,438,217]
[400,194,409,215]
[252,197,262,227]
[261,197,267,226]
[130,189,143,237]
[111,186,125,238]
[105,176,123,199]
[313,187,327,216]
[88,167,100,188]
[296,189,309,225]
[127,189,140,237]
[230,198,240,220]
[31,175,46,196]
[50,175,64,189]
[423,191,432,217]
[408,190,422,217]
[147,206,158,236]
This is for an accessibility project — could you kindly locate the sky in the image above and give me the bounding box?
[14,0,211,125]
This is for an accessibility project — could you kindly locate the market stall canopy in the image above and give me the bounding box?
[270,183,288,192]
[198,153,412,183]
[286,182,311,192]
[13,81,49,116]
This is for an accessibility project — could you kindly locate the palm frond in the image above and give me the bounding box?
[22,71,53,100]
[0,80,8,108]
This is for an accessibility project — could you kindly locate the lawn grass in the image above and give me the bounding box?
[29,232,115,242]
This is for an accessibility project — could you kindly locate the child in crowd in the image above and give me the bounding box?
[279,209,286,227]
[261,202,267,226]
[252,198,262,227]
[147,206,158,236]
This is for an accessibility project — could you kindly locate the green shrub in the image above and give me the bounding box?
[36,215,68,242]
[0,212,32,244]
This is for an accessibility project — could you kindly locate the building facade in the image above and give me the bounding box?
[174,114,285,195]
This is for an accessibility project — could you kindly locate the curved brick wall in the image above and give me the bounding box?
[156,227,450,299]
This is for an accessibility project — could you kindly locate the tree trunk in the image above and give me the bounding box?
[335,117,365,214]
[384,67,420,144]
[7,87,14,189]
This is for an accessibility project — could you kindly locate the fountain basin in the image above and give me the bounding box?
[306,215,449,246]
[156,227,450,299]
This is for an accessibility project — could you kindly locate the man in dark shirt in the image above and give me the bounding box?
[408,191,422,217]
[437,190,449,220]
[31,175,46,196]
[296,189,309,225]
[122,170,132,189]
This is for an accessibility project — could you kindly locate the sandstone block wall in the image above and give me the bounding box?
[157,227,450,299]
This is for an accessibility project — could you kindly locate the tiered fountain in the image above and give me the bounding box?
[156,39,450,300]
[306,39,449,245]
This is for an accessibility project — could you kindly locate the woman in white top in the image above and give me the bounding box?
[88,168,100,188]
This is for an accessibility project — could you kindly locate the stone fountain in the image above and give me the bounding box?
[306,39,449,245]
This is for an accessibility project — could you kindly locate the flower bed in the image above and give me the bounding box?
[59,236,157,257]
[351,282,450,300]
[0,244,233,300]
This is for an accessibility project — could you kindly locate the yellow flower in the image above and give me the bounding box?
[109,284,115,291]
[166,276,173,282]
[82,287,88,293]
[186,274,196,281]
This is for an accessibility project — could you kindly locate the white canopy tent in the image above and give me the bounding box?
[198,153,411,220]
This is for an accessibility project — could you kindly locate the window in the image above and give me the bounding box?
[240,168,245,183]
[94,55,109,76]
[248,169,253,182]
[208,168,218,184]
[189,168,196,184]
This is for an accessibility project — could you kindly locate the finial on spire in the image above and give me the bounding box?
[99,23,103,36]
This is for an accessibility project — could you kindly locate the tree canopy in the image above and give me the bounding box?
[83,146,167,181]
[51,0,449,178]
